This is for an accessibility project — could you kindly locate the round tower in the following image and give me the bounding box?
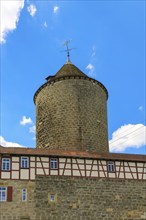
[34,61,109,153]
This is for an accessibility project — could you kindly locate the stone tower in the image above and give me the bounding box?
[34,61,109,153]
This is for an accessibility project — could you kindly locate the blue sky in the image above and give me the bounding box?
[0,0,145,155]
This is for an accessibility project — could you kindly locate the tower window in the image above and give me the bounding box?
[107,161,115,172]
[21,157,29,168]
[2,158,10,171]
[0,187,7,202]
[50,194,55,202]
[22,188,27,201]
[50,158,58,169]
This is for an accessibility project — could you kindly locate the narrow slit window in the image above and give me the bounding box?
[22,188,27,201]
[50,158,58,169]
[107,161,115,173]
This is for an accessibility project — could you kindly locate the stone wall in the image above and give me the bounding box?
[35,78,109,153]
[1,176,145,220]
[35,176,146,220]
[0,180,36,220]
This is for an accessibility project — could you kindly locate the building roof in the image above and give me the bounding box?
[34,62,108,103]
[0,146,146,162]
[46,62,87,81]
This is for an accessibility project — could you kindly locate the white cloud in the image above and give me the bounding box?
[109,124,146,153]
[86,63,95,76]
[20,116,33,126]
[86,45,96,76]
[27,4,37,17]
[29,125,36,133]
[0,0,24,44]
[53,6,59,14]
[138,106,143,111]
[0,136,26,148]
[43,21,48,28]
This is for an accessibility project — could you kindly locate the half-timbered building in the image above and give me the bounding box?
[0,60,146,220]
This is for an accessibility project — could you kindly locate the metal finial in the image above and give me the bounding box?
[63,40,75,63]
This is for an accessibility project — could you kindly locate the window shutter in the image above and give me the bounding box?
[7,186,13,202]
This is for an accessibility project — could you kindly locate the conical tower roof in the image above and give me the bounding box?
[46,61,87,81]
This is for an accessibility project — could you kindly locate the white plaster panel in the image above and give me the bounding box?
[100,161,106,165]
[42,163,49,168]
[65,164,71,169]
[12,163,19,170]
[143,173,146,180]
[12,171,19,179]
[137,163,143,167]
[130,167,136,172]
[91,171,98,177]
[86,171,90,177]
[124,162,128,166]
[116,167,124,172]
[59,169,63,175]
[72,164,78,169]
[76,159,84,164]
[86,160,93,164]
[59,163,65,169]
[30,157,35,161]
[67,158,71,163]
[30,168,35,179]
[41,157,49,162]
[99,172,105,177]
[92,165,98,171]
[12,157,19,162]
[64,170,71,176]
[44,169,49,175]
[132,173,137,179]
[86,165,91,170]
[37,162,42,168]
[72,159,77,163]
[81,170,85,176]
[30,162,35,167]
[138,167,143,172]
[59,158,66,163]
[93,160,97,165]
[125,173,132,179]
[1,172,10,179]
[37,157,41,162]
[78,164,85,169]
[73,170,81,176]
[36,169,44,175]
[118,173,124,178]
[98,165,103,170]
[115,162,121,166]
[124,167,130,172]
[129,162,135,166]
[50,170,58,175]
[20,169,29,179]
[108,173,116,178]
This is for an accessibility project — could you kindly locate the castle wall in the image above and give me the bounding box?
[0,180,36,220]
[35,78,108,152]
[0,173,145,220]
[36,176,146,220]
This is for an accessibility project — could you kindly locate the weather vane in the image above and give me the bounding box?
[63,40,75,63]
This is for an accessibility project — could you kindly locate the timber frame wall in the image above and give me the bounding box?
[0,147,145,181]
